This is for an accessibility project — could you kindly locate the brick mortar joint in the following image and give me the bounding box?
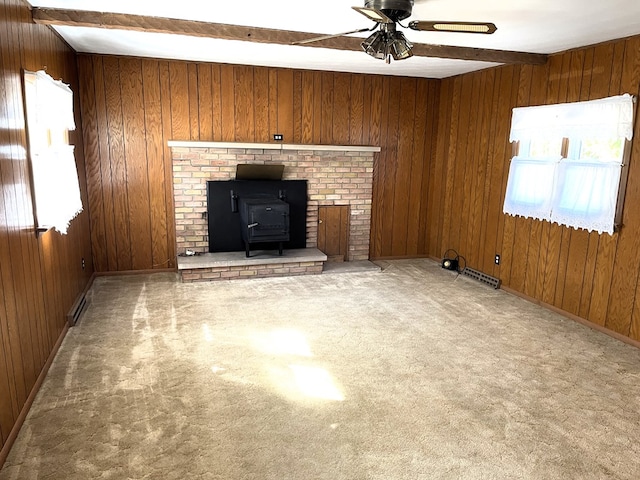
[172,149,373,254]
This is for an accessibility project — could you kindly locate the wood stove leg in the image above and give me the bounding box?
[278,242,283,256]
[245,241,250,258]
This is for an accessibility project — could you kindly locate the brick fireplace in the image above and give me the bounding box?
[169,140,378,255]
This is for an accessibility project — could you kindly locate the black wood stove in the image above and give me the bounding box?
[206,164,307,256]
[239,197,290,257]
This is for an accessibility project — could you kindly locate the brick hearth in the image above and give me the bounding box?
[177,248,327,282]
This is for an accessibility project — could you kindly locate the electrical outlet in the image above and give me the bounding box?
[273,133,283,141]
[494,254,500,265]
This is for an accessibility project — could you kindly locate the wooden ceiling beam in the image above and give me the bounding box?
[31,8,548,65]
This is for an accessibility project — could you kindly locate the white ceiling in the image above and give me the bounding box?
[27,0,640,79]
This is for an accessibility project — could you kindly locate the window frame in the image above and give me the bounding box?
[505,95,636,235]
[511,136,632,232]
[22,69,81,236]
[614,138,633,230]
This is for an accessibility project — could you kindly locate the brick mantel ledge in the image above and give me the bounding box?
[167,140,381,153]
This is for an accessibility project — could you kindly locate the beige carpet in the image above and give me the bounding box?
[2,259,640,479]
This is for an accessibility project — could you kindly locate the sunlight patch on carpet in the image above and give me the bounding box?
[289,364,344,401]
[252,329,313,357]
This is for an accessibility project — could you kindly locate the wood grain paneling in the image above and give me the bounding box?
[383,78,402,258]
[349,75,364,145]
[391,78,415,256]
[196,64,213,141]
[472,70,494,274]
[254,67,271,143]
[121,59,153,270]
[79,55,442,267]
[406,80,429,255]
[103,56,132,271]
[320,72,334,144]
[612,38,640,338]
[430,35,640,344]
[188,64,199,140]
[0,0,93,464]
[332,73,351,145]
[141,60,169,269]
[234,66,255,142]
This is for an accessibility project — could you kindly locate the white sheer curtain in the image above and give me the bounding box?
[503,156,560,221]
[25,70,82,234]
[551,160,621,233]
[504,94,635,235]
[35,70,76,131]
[32,146,83,234]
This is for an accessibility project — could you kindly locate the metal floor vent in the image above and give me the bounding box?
[461,267,501,289]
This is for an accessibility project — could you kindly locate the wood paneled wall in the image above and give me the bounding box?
[76,31,640,344]
[77,56,441,270]
[0,0,93,462]
[429,35,640,341]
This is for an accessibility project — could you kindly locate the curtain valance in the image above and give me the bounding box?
[509,94,635,142]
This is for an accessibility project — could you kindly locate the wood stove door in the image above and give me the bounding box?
[318,206,349,262]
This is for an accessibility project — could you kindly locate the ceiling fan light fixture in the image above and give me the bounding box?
[362,31,388,60]
[361,28,413,63]
[389,31,413,60]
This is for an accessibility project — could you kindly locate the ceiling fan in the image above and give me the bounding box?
[295,0,497,64]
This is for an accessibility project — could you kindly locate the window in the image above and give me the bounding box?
[503,94,635,234]
[24,70,82,234]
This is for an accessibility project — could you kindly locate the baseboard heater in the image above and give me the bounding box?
[461,267,501,289]
[66,292,88,327]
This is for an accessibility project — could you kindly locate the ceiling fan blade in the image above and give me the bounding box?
[408,21,497,34]
[292,27,374,45]
[352,6,394,24]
